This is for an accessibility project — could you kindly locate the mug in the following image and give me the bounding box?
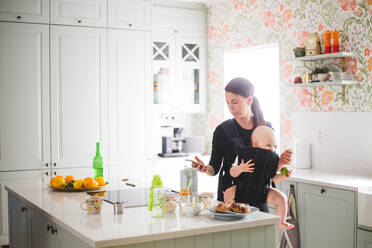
[80,196,102,214]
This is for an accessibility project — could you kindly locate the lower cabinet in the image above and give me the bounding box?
[30,207,90,248]
[8,193,31,248]
[358,228,372,248]
[297,183,356,248]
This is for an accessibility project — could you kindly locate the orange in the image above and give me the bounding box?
[50,176,56,186]
[85,180,99,188]
[179,189,190,196]
[65,175,74,183]
[83,177,94,188]
[94,177,105,186]
[73,179,84,189]
[51,176,65,188]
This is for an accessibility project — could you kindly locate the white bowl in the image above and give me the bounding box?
[180,202,203,216]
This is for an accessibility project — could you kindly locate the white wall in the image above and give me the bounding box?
[292,112,372,175]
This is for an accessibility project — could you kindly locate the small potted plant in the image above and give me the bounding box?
[311,66,329,81]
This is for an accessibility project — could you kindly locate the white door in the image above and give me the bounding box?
[108,29,151,165]
[108,0,151,30]
[0,22,50,172]
[1,170,48,241]
[50,25,108,169]
[50,0,107,27]
[176,37,206,113]
[0,0,49,23]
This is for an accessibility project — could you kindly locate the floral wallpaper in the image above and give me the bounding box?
[201,0,372,152]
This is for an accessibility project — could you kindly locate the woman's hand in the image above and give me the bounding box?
[279,149,293,167]
[272,169,292,183]
[191,156,208,173]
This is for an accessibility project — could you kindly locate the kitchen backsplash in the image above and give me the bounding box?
[199,0,372,154]
[293,112,372,175]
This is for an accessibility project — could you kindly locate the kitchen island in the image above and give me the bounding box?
[6,184,280,248]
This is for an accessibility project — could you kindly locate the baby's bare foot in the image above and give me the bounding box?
[278,221,294,230]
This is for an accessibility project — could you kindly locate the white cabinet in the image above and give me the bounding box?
[108,0,151,30]
[108,29,151,165]
[2,171,48,245]
[358,228,372,248]
[0,0,49,23]
[152,6,206,37]
[50,0,107,27]
[152,35,206,113]
[0,22,50,171]
[50,25,108,169]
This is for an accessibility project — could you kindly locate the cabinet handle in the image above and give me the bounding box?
[128,23,132,27]
[78,20,82,23]
[47,224,52,231]
[174,29,178,34]
[51,226,58,234]
[17,16,22,19]
[21,206,27,212]
[53,172,57,175]
[53,163,56,167]
[45,172,49,176]
[45,163,49,167]
[321,188,326,194]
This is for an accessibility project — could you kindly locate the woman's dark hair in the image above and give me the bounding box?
[225,77,265,127]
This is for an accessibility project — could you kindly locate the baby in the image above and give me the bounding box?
[224,125,294,230]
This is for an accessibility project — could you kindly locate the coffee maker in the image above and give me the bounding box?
[158,127,187,157]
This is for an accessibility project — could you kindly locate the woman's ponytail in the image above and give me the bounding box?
[251,97,265,127]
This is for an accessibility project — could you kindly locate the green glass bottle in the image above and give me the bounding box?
[93,142,103,179]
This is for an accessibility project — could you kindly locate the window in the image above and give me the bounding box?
[224,44,280,146]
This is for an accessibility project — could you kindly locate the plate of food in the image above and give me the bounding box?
[208,202,258,220]
[49,176,108,192]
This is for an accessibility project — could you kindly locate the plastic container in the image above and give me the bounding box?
[161,194,177,213]
[152,187,164,218]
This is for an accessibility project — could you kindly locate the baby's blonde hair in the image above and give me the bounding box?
[251,125,276,148]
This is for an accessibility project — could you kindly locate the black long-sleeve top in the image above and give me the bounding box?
[208,119,254,201]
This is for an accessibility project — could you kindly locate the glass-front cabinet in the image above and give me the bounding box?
[152,35,206,113]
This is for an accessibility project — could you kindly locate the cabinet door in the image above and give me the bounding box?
[108,0,151,30]
[152,35,176,111]
[108,29,151,165]
[298,183,356,248]
[358,229,372,248]
[0,0,49,23]
[1,170,48,239]
[30,208,54,248]
[50,0,107,27]
[0,22,50,171]
[152,6,206,37]
[175,37,206,113]
[50,25,108,169]
[8,193,31,248]
[54,224,91,248]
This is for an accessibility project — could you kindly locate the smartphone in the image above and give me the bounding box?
[185,159,205,169]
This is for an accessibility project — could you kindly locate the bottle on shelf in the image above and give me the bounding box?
[93,142,103,179]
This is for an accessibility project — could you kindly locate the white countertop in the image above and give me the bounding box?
[5,184,280,248]
[287,169,372,191]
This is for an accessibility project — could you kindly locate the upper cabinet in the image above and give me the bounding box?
[108,0,151,30]
[0,0,49,23]
[0,22,50,171]
[50,25,108,168]
[152,6,206,37]
[50,0,107,27]
[152,5,207,113]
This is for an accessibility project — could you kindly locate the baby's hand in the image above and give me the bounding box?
[238,159,255,173]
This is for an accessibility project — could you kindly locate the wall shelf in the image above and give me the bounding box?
[288,80,358,87]
[291,52,356,62]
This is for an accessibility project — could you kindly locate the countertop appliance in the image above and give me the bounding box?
[158,127,188,157]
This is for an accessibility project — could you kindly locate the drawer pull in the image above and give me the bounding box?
[321,188,326,194]
[21,206,27,212]
[128,23,132,27]
[53,163,56,167]
[51,226,58,234]
[53,172,57,175]
[45,163,49,167]
[47,224,51,231]
[78,20,82,23]
[17,16,22,19]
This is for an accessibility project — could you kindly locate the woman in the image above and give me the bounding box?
[191,77,292,212]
